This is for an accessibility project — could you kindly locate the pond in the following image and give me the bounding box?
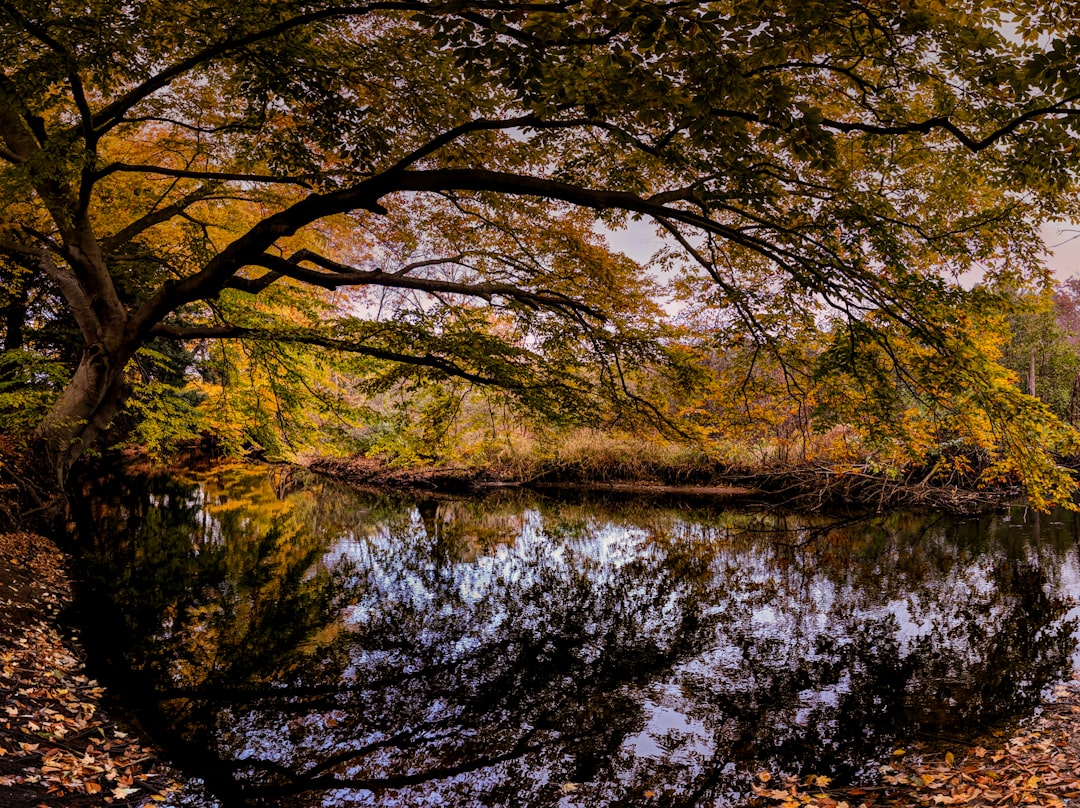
[71,462,1080,807]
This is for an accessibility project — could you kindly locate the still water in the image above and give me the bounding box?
[73,462,1080,807]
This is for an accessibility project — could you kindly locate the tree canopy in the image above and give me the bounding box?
[1,0,1079,493]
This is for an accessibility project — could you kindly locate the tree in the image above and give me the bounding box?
[1,0,1079,487]
[994,283,1080,418]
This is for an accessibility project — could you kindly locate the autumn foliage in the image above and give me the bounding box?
[0,1,1077,501]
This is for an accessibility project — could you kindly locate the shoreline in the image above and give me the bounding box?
[0,529,194,807]
[304,456,1016,515]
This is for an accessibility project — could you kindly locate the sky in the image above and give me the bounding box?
[1044,222,1080,280]
[604,220,1080,285]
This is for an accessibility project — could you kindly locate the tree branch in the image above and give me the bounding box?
[381,112,670,175]
[127,166,829,340]
[819,95,1080,152]
[0,2,95,145]
[150,322,507,386]
[226,249,604,318]
[37,251,98,343]
[90,3,424,134]
[102,184,222,252]
[95,162,318,187]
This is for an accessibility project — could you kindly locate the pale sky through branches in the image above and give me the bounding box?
[1044,222,1080,279]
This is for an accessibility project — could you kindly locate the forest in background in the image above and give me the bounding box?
[0,1,1079,506]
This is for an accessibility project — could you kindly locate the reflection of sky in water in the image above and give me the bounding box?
[315,501,1080,796]
[78,473,1080,808]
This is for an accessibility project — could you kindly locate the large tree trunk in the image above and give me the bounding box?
[37,341,134,486]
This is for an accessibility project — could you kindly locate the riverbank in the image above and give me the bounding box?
[304,455,1016,515]
[752,674,1080,807]
[0,529,184,806]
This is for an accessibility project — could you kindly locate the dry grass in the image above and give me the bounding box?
[465,428,722,484]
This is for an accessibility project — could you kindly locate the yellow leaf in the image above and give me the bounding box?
[892,748,906,756]
[945,751,955,765]
[814,775,832,787]
[560,782,579,794]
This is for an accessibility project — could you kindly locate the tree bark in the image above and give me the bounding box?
[37,341,133,485]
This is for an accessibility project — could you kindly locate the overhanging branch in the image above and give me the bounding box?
[225,249,604,319]
[89,3,426,134]
[95,163,319,187]
[150,322,507,386]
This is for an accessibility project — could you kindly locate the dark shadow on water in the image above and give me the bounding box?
[70,464,1080,807]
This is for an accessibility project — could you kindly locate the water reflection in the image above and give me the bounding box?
[73,464,1080,807]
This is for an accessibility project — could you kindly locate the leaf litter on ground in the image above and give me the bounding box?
[750,675,1080,808]
[0,530,183,806]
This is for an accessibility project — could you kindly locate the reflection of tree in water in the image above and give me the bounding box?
[209,514,723,807]
[75,467,1079,807]
[74,465,356,802]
